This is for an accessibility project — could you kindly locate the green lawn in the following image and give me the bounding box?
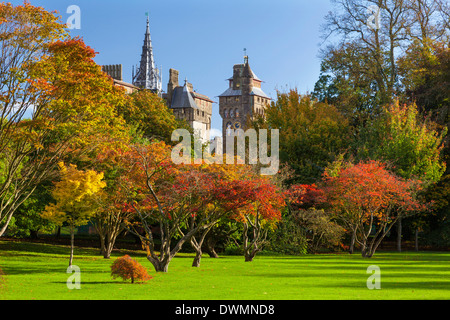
[0,240,449,300]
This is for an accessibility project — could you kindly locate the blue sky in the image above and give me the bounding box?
[12,0,335,136]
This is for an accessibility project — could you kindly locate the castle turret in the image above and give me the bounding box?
[218,56,271,154]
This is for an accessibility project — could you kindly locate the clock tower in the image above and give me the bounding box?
[218,56,271,154]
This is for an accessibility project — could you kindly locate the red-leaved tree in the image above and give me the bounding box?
[321,160,426,257]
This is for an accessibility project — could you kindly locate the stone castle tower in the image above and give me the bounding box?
[218,56,271,152]
[164,68,213,143]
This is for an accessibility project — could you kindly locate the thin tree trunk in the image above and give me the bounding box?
[69,224,74,267]
[415,228,419,252]
[349,229,356,254]
[105,241,114,259]
[99,234,106,257]
[397,217,402,252]
[190,224,215,267]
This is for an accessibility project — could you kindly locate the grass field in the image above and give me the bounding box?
[0,240,449,300]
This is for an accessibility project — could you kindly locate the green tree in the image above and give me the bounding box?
[355,101,446,183]
[7,182,54,238]
[117,90,192,144]
[316,0,449,124]
[252,90,351,185]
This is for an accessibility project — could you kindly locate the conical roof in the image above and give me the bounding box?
[132,16,161,92]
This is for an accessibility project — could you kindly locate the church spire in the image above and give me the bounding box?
[132,14,162,94]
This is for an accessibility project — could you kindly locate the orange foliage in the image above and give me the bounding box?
[110,255,152,283]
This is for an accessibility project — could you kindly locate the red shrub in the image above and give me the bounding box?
[110,255,152,283]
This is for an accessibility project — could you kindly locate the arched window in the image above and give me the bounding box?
[235,108,239,117]
[230,109,234,118]
[224,109,228,118]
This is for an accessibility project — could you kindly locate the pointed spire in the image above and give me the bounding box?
[132,14,161,94]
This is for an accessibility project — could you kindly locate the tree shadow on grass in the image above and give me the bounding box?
[50,281,123,285]
[0,240,149,259]
[1,264,69,276]
[0,240,97,257]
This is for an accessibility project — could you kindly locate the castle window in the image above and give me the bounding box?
[235,109,239,117]
[224,109,228,118]
[230,109,234,118]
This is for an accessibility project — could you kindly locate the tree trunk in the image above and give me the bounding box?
[397,217,402,252]
[244,254,254,262]
[349,229,356,254]
[99,234,106,257]
[69,224,74,267]
[204,236,219,258]
[415,228,419,252]
[148,258,170,272]
[104,241,114,259]
[29,229,39,239]
[361,221,397,258]
[192,251,202,267]
[190,236,203,268]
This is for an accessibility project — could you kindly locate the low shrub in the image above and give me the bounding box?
[110,255,152,283]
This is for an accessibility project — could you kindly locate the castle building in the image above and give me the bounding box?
[218,56,271,152]
[164,68,213,143]
[102,64,139,94]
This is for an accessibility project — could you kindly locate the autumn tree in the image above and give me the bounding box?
[87,136,136,259]
[0,3,127,236]
[228,173,285,262]
[187,162,256,267]
[42,162,106,266]
[321,160,425,258]
[110,255,152,284]
[354,101,446,250]
[117,142,223,272]
[284,183,345,253]
[251,91,350,185]
[398,39,449,124]
[355,102,446,181]
[117,90,191,145]
[0,2,66,236]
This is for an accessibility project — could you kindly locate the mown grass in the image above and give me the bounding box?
[0,240,449,300]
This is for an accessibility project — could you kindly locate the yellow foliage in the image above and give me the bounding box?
[41,162,106,226]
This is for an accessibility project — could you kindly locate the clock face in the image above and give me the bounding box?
[234,121,241,129]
